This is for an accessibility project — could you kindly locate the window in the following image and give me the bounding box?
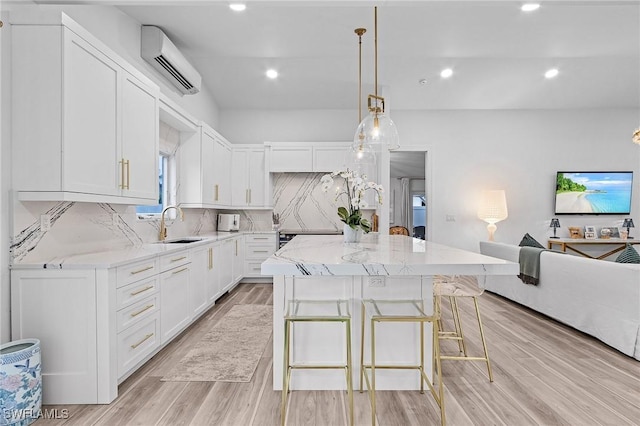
[136,153,172,219]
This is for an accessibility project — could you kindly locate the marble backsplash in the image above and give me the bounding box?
[11,172,375,263]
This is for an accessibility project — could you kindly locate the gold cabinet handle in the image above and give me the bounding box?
[172,267,188,275]
[170,256,187,263]
[253,237,269,240]
[215,184,219,201]
[125,159,130,190]
[130,265,154,275]
[253,250,269,253]
[209,247,213,270]
[130,285,154,296]
[120,158,126,189]
[131,333,154,349]
[249,188,251,204]
[130,304,154,318]
[235,240,238,256]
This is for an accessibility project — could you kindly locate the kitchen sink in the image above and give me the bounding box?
[161,237,203,244]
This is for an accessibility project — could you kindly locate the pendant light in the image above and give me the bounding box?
[353,7,400,151]
[346,27,376,172]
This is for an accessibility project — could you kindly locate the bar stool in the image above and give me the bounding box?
[281,299,354,426]
[433,275,493,382]
[359,299,445,426]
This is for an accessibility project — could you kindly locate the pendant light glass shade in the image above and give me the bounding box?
[345,140,376,173]
[353,108,400,150]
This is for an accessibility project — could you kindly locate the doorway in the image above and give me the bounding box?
[389,151,427,239]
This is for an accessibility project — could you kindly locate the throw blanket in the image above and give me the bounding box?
[518,246,547,285]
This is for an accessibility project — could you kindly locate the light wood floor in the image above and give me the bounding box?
[36,283,640,426]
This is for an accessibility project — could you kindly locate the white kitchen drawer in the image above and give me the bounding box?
[117,312,160,379]
[245,234,276,244]
[159,251,190,272]
[116,276,159,310]
[116,258,159,288]
[244,260,268,277]
[245,244,276,260]
[117,293,160,333]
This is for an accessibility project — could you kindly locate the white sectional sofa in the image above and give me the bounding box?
[480,241,640,361]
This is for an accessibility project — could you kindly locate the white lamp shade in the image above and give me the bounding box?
[477,190,508,224]
[354,110,400,150]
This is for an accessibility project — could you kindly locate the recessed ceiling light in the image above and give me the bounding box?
[229,3,246,12]
[521,3,540,12]
[440,68,453,79]
[544,68,559,79]
[266,69,278,79]
[419,79,428,86]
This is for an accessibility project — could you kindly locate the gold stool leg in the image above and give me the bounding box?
[359,302,365,393]
[433,317,446,426]
[420,321,425,394]
[345,318,354,425]
[450,297,467,356]
[370,318,376,426]
[281,319,291,426]
[449,296,465,353]
[473,297,493,382]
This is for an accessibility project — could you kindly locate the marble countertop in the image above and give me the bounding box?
[11,231,275,270]
[261,234,519,276]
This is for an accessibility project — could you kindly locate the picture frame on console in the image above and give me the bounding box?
[584,226,596,239]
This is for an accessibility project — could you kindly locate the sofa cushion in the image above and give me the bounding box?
[615,244,640,264]
[519,233,545,249]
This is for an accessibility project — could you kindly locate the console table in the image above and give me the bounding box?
[548,238,639,259]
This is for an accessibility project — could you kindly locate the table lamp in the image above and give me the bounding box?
[622,218,635,239]
[550,218,560,238]
[477,190,508,241]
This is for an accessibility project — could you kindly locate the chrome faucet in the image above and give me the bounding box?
[159,205,184,241]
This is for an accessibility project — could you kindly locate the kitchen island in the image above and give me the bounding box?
[261,234,519,390]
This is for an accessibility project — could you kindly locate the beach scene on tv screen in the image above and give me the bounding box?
[556,172,633,214]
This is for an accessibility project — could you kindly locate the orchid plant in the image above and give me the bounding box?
[320,170,384,233]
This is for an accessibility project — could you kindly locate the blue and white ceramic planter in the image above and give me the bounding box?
[0,339,41,426]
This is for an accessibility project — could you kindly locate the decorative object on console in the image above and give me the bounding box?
[633,128,640,145]
[477,190,508,241]
[320,170,383,242]
[352,7,400,152]
[519,233,545,249]
[622,218,635,239]
[600,228,612,239]
[568,226,583,239]
[615,243,640,264]
[584,225,596,240]
[549,218,561,238]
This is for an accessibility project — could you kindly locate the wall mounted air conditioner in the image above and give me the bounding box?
[141,26,202,95]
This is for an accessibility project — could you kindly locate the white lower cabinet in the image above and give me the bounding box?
[159,254,191,345]
[190,242,217,315]
[10,233,273,405]
[244,233,277,278]
[219,238,235,293]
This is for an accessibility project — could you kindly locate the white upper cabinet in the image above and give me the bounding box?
[11,14,160,204]
[121,73,160,200]
[231,145,269,208]
[266,142,352,173]
[178,124,232,208]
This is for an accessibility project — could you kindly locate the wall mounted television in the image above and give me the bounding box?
[555,171,633,215]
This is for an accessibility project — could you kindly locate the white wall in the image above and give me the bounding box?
[221,108,640,251]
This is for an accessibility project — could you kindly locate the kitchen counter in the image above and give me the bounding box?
[11,231,274,269]
[263,234,518,392]
[262,233,518,276]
